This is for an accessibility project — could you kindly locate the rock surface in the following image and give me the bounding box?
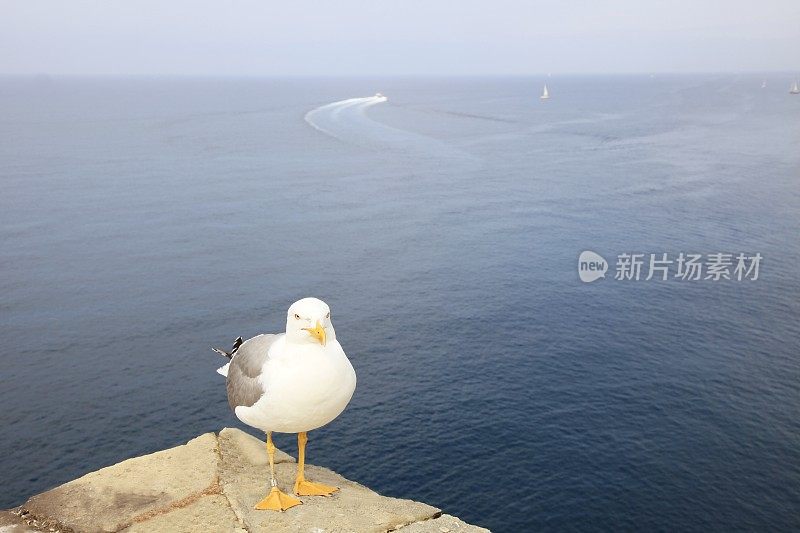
[3,428,489,533]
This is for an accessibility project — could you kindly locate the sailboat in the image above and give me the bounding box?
[791,81,800,94]
[761,80,767,89]
[540,84,549,100]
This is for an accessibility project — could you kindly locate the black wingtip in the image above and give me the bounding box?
[212,337,243,359]
[232,337,244,354]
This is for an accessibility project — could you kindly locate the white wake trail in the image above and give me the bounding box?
[303,95,474,164]
[304,96,389,140]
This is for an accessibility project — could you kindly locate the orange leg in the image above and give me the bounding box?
[294,431,338,496]
[254,432,302,511]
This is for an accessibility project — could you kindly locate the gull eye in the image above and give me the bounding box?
[325,312,330,319]
[294,313,301,320]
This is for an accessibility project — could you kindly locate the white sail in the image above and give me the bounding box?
[791,81,800,94]
[540,84,549,99]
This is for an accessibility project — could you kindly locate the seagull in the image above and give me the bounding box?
[214,297,357,511]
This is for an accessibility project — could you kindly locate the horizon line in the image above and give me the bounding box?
[1,70,798,79]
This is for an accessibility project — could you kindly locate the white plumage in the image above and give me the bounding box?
[235,333,356,433]
[220,297,356,433]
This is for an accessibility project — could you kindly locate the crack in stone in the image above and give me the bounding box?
[118,433,252,533]
[13,506,75,533]
[213,432,251,533]
[387,510,443,532]
[116,435,230,532]
[119,480,222,530]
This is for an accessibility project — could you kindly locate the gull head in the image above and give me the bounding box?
[285,297,335,346]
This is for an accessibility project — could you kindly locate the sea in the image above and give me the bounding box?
[1,74,799,532]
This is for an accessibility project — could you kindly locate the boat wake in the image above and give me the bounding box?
[304,96,388,141]
[304,95,473,163]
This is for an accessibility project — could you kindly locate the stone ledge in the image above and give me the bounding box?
[3,428,489,533]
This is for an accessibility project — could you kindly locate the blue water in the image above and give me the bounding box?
[1,75,799,531]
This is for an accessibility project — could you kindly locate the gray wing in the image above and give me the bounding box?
[226,333,281,410]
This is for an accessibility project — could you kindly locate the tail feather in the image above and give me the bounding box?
[212,347,231,358]
[212,337,243,378]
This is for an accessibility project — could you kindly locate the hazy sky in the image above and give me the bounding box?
[1,0,797,75]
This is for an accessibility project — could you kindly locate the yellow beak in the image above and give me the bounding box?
[303,320,327,346]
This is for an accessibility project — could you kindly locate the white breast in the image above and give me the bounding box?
[235,339,356,433]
